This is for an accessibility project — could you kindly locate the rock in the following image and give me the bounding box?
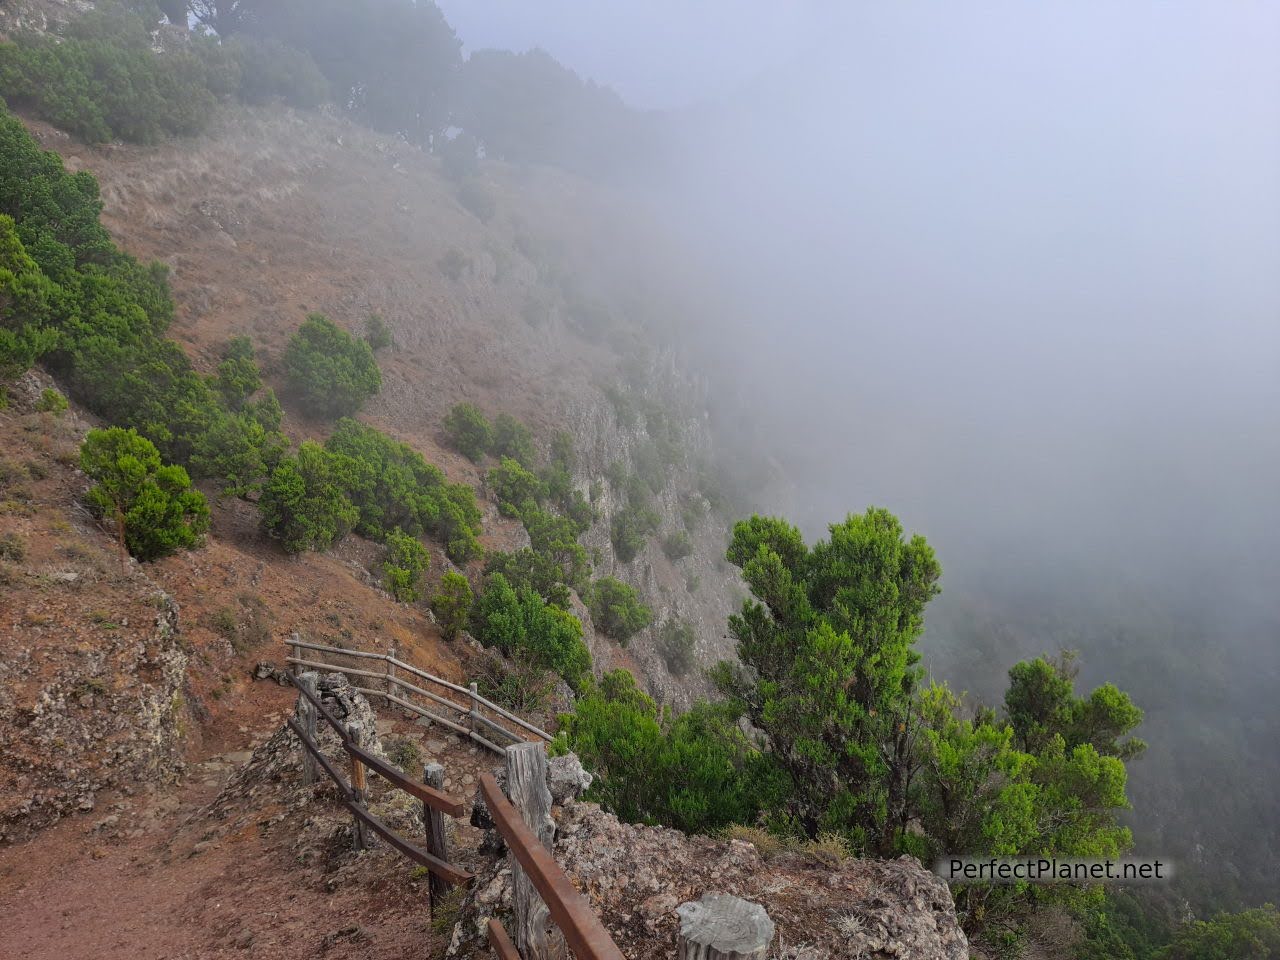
[547,753,593,804]
[253,661,276,680]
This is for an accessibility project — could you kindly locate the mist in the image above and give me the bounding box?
[444,0,1280,906]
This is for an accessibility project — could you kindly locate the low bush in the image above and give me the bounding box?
[443,402,492,462]
[657,618,696,675]
[283,314,381,419]
[491,413,535,466]
[476,650,558,715]
[487,456,545,518]
[80,427,210,561]
[587,576,652,644]
[471,572,590,689]
[258,441,358,554]
[610,501,659,563]
[661,529,693,561]
[382,527,429,602]
[364,314,393,352]
[431,570,473,640]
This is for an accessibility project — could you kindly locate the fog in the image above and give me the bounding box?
[444,0,1280,905]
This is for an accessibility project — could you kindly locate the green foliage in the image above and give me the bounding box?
[0,5,216,144]
[189,408,287,497]
[717,507,941,852]
[80,427,209,560]
[35,387,68,414]
[443,402,492,462]
[587,576,652,643]
[0,214,59,381]
[382,528,429,602]
[212,336,261,410]
[657,618,696,675]
[282,314,381,419]
[1157,905,1280,960]
[661,529,693,561]
[471,572,590,688]
[487,456,545,518]
[364,313,392,351]
[610,499,659,562]
[218,35,328,108]
[522,503,590,589]
[491,413,536,466]
[323,418,483,563]
[555,670,789,833]
[0,531,26,561]
[483,548,572,608]
[258,441,358,554]
[431,570,473,641]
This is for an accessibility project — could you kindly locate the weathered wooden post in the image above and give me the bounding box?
[506,742,568,960]
[347,721,371,851]
[676,893,774,960]
[290,631,302,676]
[386,640,399,700]
[422,761,450,909]
[296,670,319,786]
[468,681,480,743]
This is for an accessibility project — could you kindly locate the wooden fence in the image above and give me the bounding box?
[286,670,473,908]
[284,670,626,960]
[284,636,554,755]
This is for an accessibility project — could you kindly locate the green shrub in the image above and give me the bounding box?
[1157,905,1280,960]
[0,7,217,144]
[431,570,473,640]
[610,501,659,563]
[491,413,535,466]
[472,572,590,689]
[657,618,696,675]
[190,409,287,497]
[588,576,652,644]
[212,337,262,410]
[483,548,572,608]
[35,387,68,414]
[364,314,392,351]
[661,529,693,561]
[487,456,545,518]
[382,527,429,602]
[554,670,787,833]
[443,402,492,462]
[0,214,59,381]
[282,313,381,419]
[258,441,359,554]
[80,427,210,561]
[385,736,423,774]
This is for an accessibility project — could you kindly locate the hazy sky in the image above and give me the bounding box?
[443,1,1280,586]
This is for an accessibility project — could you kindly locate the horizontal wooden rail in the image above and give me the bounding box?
[283,638,555,754]
[346,801,473,887]
[480,773,625,960]
[487,918,521,960]
[348,740,466,817]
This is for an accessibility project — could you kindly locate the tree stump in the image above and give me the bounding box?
[676,893,774,960]
[506,742,568,960]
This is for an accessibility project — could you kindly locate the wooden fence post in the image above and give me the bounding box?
[296,670,319,786]
[506,742,568,960]
[386,640,398,699]
[347,721,371,851]
[422,762,450,910]
[290,631,302,676]
[469,682,480,743]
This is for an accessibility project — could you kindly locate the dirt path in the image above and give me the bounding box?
[0,714,476,960]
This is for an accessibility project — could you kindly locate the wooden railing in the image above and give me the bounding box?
[286,648,625,960]
[284,636,554,754]
[285,670,473,906]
